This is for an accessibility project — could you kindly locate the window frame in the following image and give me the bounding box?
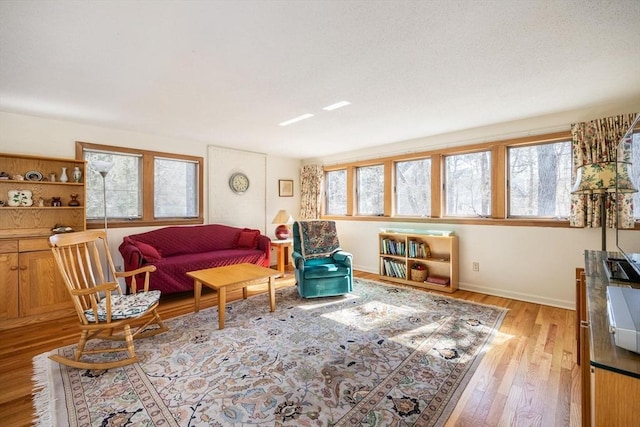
[76,141,204,229]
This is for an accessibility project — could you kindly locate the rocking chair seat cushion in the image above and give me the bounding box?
[84,290,161,322]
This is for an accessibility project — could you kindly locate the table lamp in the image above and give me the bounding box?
[272,209,294,240]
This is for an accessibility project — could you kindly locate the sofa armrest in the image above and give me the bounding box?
[292,251,305,269]
[257,234,271,255]
[118,240,144,271]
[332,250,352,266]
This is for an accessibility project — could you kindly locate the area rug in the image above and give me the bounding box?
[33,278,507,426]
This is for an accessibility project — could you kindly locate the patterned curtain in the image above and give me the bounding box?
[299,164,324,220]
[570,113,637,229]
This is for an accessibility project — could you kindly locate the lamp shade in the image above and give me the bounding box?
[91,160,114,177]
[272,210,294,240]
[571,161,637,194]
[272,210,294,224]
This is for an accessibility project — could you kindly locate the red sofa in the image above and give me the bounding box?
[118,224,271,294]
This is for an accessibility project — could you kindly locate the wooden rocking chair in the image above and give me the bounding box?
[49,230,168,369]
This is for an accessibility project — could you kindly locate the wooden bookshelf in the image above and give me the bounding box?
[378,229,458,293]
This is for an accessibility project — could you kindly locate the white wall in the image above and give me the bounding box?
[208,146,267,231]
[0,111,301,268]
[336,220,638,309]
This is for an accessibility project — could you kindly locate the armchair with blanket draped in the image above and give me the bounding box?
[292,220,353,298]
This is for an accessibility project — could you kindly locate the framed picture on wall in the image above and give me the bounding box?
[279,179,293,197]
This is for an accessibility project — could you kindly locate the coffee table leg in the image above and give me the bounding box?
[269,276,276,312]
[218,286,226,329]
[194,280,202,313]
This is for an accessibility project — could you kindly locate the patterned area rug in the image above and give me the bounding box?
[33,278,507,426]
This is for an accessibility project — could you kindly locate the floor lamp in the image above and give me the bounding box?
[572,160,637,251]
[91,160,114,279]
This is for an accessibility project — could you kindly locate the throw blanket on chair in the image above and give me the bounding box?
[298,220,341,259]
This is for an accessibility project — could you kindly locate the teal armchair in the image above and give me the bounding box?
[292,220,353,298]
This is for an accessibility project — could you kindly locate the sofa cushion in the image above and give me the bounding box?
[302,263,351,279]
[235,228,260,249]
[135,241,162,262]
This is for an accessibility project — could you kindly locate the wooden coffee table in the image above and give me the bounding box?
[187,263,281,329]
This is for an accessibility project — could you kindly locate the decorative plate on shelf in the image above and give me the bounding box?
[25,170,43,181]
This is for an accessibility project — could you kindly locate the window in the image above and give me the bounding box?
[84,150,141,220]
[154,157,199,218]
[631,131,640,220]
[508,140,572,218]
[357,165,384,215]
[395,158,431,216]
[78,142,203,228]
[444,151,491,217]
[325,169,347,215]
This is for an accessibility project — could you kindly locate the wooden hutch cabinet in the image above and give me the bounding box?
[0,153,86,328]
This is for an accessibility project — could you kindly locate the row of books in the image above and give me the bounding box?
[381,238,434,259]
[381,258,406,279]
[380,238,406,256]
[407,240,430,258]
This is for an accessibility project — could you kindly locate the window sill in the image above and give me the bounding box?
[322,215,573,228]
[87,217,204,229]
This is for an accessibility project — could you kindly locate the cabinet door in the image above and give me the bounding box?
[0,253,19,320]
[19,250,72,317]
[578,271,591,427]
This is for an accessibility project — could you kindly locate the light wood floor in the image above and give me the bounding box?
[0,270,580,427]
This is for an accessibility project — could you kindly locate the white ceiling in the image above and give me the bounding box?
[1,0,639,159]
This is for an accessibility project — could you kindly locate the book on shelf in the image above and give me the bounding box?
[426,275,450,285]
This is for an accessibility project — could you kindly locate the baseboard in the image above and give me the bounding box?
[353,264,574,310]
[458,282,574,310]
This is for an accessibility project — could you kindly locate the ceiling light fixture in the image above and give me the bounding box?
[279,114,314,126]
[322,101,350,111]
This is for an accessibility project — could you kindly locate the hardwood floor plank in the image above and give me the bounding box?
[0,270,580,427]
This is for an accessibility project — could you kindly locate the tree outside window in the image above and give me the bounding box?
[445,151,491,217]
[357,165,384,215]
[508,140,572,218]
[325,169,347,215]
[631,131,640,220]
[84,150,141,220]
[395,158,431,216]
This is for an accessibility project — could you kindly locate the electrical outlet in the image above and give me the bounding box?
[115,265,123,272]
[472,262,479,271]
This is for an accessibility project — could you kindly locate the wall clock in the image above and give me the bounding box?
[229,172,250,194]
